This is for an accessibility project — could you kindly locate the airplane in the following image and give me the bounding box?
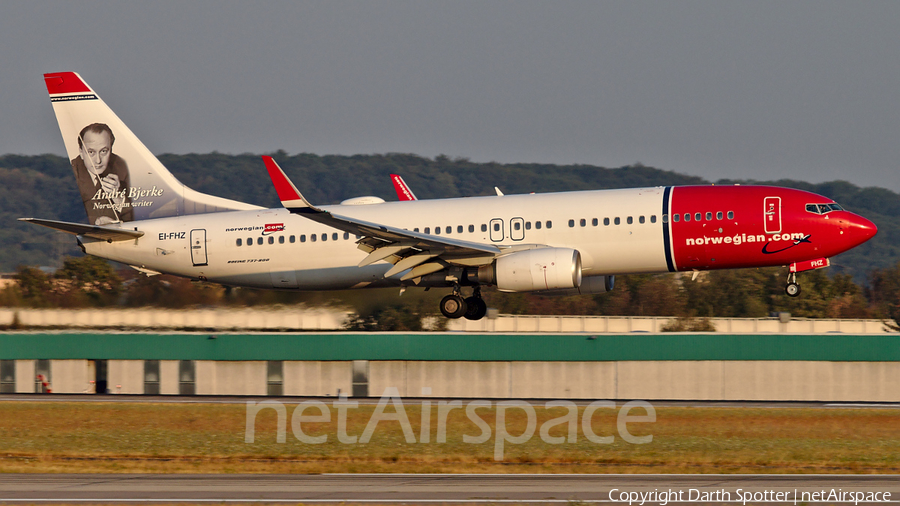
[22,72,877,320]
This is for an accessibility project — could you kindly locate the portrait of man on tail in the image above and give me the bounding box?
[71,122,133,225]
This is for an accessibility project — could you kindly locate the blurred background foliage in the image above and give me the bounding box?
[2,152,899,328]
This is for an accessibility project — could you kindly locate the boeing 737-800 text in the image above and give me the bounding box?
[22,72,877,320]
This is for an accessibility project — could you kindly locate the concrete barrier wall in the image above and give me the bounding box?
[0,307,890,334]
[109,360,144,394]
[0,307,350,331]
[160,360,180,395]
[15,360,34,394]
[448,315,889,334]
[199,361,267,396]
[363,360,900,402]
[7,358,900,402]
[48,360,90,394]
[283,361,352,397]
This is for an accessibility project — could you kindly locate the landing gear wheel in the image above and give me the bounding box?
[440,294,468,319]
[785,283,801,297]
[464,296,488,320]
[785,271,800,297]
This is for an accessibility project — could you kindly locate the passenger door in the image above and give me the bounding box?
[510,217,525,241]
[489,218,505,242]
[763,197,782,234]
[190,229,208,266]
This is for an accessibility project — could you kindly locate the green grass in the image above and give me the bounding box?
[0,401,897,473]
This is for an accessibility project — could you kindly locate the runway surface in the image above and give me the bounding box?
[1,474,898,503]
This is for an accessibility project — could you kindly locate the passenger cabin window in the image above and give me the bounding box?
[650,215,657,224]
[257,237,263,245]
[311,234,317,242]
[494,223,501,232]
[268,237,274,244]
[695,212,702,221]
[247,237,253,245]
[592,218,598,226]
[525,222,531,230]
[344,232,350,240]
[425,227,431,234]
[514,221,521,230]
[535,222,542,230]
[627,216,633,225]
[639,216,645,224]
[569,219,575,228]
[332,233,338,241]
[683,214,690,222]
[236,238,242,246]
[546,221,552,229]
[446,226,452,234]
[290,235,296,243]
[705,212,712,221]
[614,217,621,225]
[604,218,610,226]
[673,214,679,222]
[580,219,586,227]
[279,236,285,244]
[481,224,487,232]
[457,225,463,233]
[727,211,734,219]
[468,225,475,233]
[321,233,327,241]
[716,211,723,220]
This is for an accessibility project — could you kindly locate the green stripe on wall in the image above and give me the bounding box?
[0,333,898,361]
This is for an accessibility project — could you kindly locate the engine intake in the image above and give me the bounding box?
[479,248,582,292]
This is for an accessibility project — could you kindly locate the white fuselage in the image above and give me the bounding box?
[84,187,670,289]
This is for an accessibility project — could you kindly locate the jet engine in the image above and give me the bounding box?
[477,248,582,292]
[534,274,615,296]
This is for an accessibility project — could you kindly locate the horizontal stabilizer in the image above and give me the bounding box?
[19,218,144,242]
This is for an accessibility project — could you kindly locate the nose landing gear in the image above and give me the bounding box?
[440,286,488,320]
[785,272,801,297]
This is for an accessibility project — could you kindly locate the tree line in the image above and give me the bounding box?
[3,255,900,331]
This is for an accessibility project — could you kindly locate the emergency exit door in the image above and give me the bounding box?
[764,197,782,234]
[190,229,208,266]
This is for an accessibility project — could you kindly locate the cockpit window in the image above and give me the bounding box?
[806,203,844,215]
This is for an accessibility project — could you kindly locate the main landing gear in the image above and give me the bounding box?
[785,272,801,297]
[440,286,488,320]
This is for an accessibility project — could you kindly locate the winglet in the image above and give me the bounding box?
[262,156,315,210]
[390,174,417,201]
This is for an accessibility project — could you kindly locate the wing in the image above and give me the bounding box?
[19,218,144,242]
[263,156,504,281]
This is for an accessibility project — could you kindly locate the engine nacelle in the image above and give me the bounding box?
[534,275,615,296]
[479,248,582,292]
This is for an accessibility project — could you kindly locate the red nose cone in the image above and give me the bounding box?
[848,213,877,245]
